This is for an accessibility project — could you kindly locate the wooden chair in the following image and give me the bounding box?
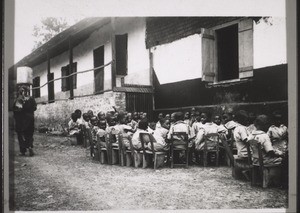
[222,134,234,166]
[81,125,88,148]
[247,139,282,188]
[170,132,189,168]
[119,135,136,167]
[104,134,112,165]
[202,133,220,167]
[97,133,110,164]
[84,128,94,157]
[85,128,94,156]
[117,133,127,167]
[221,136,251,180]
[85,128,99,161]
[139,133,166,169]
[107,133,120,165]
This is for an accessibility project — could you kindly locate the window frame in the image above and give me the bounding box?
[202,18,254,84]
[61,62,77,92]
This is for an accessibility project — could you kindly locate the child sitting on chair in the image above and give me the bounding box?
[167,112,190,163]
[126,112,137,132]
[213,114,228,139]
[150,118,170,152]
[115,112,133,149]
[194,111,220,151]
[148,122,156,134]
[232,110,249,158]
[74,109,83,125]
[132,118,149,150]
[267,110,288,154]
[82,113,92,129]
[105,116,120,147]
[167,112,190,146]
[183,111,191,126]
[155,113,164,129]
[68,113,81,136]
[90,116,100,142]
[190,111,203,147]
[96,119,107,148]
[248,115,283,165]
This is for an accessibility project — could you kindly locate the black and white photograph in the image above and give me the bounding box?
[3,0,298,212]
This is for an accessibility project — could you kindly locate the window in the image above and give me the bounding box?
[115,34,128,76]
[61,62,77,91]
[32,76,40,98]
[216,24,239,81]
[93,46,104,93]
[202,19,254,83]
[48,73,55,103]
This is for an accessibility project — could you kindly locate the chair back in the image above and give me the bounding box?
[171,132,188,149]
[247,139,264,169]
[220,135,234,165]
[139,132,155,154]
[105,133,112,150]
[171,132,188,145]
[203,133,219,151]
[170,132,189,168]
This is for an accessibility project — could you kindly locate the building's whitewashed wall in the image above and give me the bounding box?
[115,17,150,85]
[152,17,287,85]
[253,17,286,69]
[152,34,202,85]
[32,18,150,102]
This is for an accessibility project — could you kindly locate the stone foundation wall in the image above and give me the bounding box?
[34,91,126,130]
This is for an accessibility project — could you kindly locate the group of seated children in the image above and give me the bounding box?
[68,107,288,167]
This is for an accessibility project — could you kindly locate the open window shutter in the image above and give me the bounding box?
[201,28,216,82]
[48,73,55,103]
[115,34,128,76]
[33,77,40,98]
[238,19,253,78]
[72,62,77,89]
[32,77,36,98]
[61,66,68,91]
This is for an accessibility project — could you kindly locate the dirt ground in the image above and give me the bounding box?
[9,132,288,211]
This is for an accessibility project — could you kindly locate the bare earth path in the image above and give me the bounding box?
[9,132,288,211]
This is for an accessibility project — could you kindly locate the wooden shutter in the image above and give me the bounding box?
[115,34,128,76]
[238,19,253,78]
[94,46,105,92]
[72,62,77,89]
[48,73,55,103]
[61,66,68,91]
[33,77,40,98]
[201,28,216,82]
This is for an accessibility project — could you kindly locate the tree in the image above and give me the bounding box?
[32,17,70,51]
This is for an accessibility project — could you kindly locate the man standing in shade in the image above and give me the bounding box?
[13,85,37,156]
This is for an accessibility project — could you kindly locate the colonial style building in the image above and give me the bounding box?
[9,17,287,130]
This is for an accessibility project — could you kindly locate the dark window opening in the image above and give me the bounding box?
[93,46,105,93]
[61,62,77,91]
[216,24,239,81]
[48,73,55,103]
[32,76,40,98]
[115,34,128,76]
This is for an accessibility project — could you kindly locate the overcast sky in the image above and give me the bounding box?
[13,0,286,65]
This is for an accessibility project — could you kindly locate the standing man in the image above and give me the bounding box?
[13,84,37,156]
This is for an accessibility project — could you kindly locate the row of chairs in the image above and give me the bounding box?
[223,138,284,188]
[80,126,282,188]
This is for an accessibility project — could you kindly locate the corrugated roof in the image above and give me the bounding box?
[113,86,153,93]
